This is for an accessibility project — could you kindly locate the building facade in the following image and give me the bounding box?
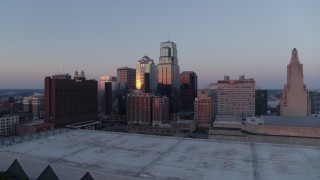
[117,67,136,91]
[136,56,157,93]
[157,41,180,113]
[217,75,255,118]
[194,89,216,128]
[44,72,98,127]
[0,115,19,135]
[23,93,44,120]
[255,89,268,116]
[310,90,320,114]
[127,91,154,125]
[280,48,311,117]
[98,76,117,114]
[180,71,198,112]
[152,96,169,126]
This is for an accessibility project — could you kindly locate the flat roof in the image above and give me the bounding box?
[262,116,320,128]
[0,130,320,180]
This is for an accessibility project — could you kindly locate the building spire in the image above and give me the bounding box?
[291,48,299,63]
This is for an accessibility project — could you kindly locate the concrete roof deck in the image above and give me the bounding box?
[0,130,320,180]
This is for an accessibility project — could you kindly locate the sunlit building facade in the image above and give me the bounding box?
[136,56,157,93]
[217,75,255,118]
[280,48,311,117]
[157,41,180,113]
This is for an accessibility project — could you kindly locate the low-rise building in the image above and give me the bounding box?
[0,115,19,136]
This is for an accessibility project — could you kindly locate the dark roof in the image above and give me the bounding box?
[263,116,320,128]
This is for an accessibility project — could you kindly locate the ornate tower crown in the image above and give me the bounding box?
[291,48,299,62]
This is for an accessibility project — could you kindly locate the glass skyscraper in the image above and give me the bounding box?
[157,41,180,113]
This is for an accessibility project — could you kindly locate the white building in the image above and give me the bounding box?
[0,115,19,135]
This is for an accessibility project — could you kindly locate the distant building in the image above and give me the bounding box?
[157,41,180,113]
[217,75,255,118]
[98,76,117,114]
[136,56,157,93]
[180,71,197,112]
[117,67,136,90]
[152,96,169,126]
[280,48,311,117]
[127,91,154,125]
[309,90,320,114]
[194,89,216,128]
[255,89,268,116]
[0,115,19,135]
[44,71,98,127]
[23,93,44,120]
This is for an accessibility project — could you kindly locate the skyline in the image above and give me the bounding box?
[1,0,319,89]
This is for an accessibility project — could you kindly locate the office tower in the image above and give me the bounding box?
[157,41,180,113]
[104,82,112,115]
[255,89,268,116]
[194,89,216,128]
[98,76,117,113]
[152,96,169,126]
[136,56,157,93]
[217,75,255,118]
[117,67,136,90]
[180,71,198,112]
[280,48,311,117]
[126,91,154,125]
[45,71,98,127]
[309,90,320,114]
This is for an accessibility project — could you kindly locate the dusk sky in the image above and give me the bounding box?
[0,0,319,89]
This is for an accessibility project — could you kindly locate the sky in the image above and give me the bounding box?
[0,0,319,89]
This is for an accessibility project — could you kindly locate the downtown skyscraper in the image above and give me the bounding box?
[136,56,157,93]
[280,48,311,117]
[157,41,180,113]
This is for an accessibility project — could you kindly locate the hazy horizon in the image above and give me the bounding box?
[1,0,319,89]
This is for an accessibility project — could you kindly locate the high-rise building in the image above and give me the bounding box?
[217,75,255,118]
[255,89,268,116]
[309,90,320,114]
[98,76,117,114]
[23,93,44,120]
[194,89,216,128]
[157,41,180,113]
[104,82,113,115]
[152,96,169,126]
[127,91,154,125]
[280,48,311,117]
[180,71,198,112]
[117,67,136,90]
[136,56,157,93]
[45,72,98,127]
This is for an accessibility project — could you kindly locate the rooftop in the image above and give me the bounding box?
[262,116,320,128]
[0,130,320,180]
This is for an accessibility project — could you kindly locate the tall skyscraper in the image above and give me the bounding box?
[117,67,136,90]
[217,75,255,118]
[309,90,320,114]
[45,72,98,127]
[255,89,268,116]
[136,56,157,93]
[98,76,117,114]
[180,71,198,112]
[157,41,180,113]
[280,48,311,117]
